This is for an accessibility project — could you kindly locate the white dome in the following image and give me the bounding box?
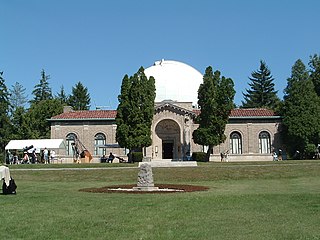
[144,59,203,105]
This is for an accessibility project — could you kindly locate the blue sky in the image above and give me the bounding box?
[1,0,320,109]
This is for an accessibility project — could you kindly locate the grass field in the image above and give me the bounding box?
[1,161,320,240]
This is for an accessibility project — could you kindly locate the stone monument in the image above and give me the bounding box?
[132,163,159,191]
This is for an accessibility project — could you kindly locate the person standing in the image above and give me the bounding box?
[278,149,282,161]
[50,150,56,163]
[273,151,278,161]
[31,149,37,164]
[107,152,115,163]
[225,150,229,162]
[43,147,49,164]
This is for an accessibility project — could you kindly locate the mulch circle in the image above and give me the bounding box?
[79,184,209,194]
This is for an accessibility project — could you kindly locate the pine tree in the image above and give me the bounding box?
[9,82,28,113]
[56,85,69,104]
[283,59,320,158]
[116,67,156,162]
[68,82,91,110]
[31,69,52,104]
[193,66,235,161]
[242,60,280,109]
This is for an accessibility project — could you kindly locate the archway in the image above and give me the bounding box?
[155,119,181,159]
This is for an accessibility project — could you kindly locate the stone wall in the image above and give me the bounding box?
[50,104,282,162]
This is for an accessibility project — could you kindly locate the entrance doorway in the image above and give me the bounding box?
[155,119,181,160]
[162,140,174,159]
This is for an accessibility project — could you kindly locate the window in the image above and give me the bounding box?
[230,131,242,154]
[259,131,271,154]
[94,133,106,156]
[66,133,77,156]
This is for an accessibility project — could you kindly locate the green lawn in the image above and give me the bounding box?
[1,161,320,240]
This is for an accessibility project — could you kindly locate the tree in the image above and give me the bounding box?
[0,72,12,157]
[242,60,280,109]
[193,66,235,161]
[282,59,320,158]
[9,82,28,112]
[56,85,69,104]
[115,74,131,150]
[25,99,64,139]
[309,54,320,97]
[31,69,52,104]
[10,106,32,140]
[68,82,91,110]
[116,67,156,162]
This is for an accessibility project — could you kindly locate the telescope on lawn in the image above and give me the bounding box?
[23,145,34,152]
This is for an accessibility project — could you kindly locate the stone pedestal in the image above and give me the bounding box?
[132,163,159,191]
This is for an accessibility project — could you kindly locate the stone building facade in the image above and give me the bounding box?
[49,102,282,163]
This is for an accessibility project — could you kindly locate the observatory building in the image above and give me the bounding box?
[50,60,282,162]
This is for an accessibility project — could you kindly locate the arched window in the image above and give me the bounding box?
[259,131,271,154]
[66,133,77,156]
[230,131,242,154]
[94,133,106,156]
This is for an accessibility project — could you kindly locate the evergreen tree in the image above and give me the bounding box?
[242,60,280,109]
[283,59,320,158]
[56,85,69,104]
[309,54,320,96]
[116,67,156,162]
[193,66,235,161]
[26,99,64,138]
[0,72,12,157]
[9,82,28,113]
[31,69,52,104]
[116,74,131,150]
[68,82,91,110]
[10,106,32,140]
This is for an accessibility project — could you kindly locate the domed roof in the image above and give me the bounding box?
[144,59,203,105]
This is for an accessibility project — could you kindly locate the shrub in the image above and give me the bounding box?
[132,152,143,162]
[192,152,207,162]
[304,144,316,159]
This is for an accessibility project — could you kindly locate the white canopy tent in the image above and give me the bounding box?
[5,139,65,151]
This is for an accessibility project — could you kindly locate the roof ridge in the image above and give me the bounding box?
[51,108,278,120]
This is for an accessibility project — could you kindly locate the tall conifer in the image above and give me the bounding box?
[193,66,235,161]
[242,61,280,109]
[31,69,52,104]
[283,59,320,158]
[56,85,69,105]
[68,82,91,110]
[116,67,156,161]
[9,82,28,112]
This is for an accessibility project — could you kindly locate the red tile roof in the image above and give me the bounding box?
[230,108,277,117]
[51,110,117,120]
[51,108,277,120]
[193,108,277,117]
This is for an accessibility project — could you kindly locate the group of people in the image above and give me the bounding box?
[7,147,56,164]
[100,152,115,163]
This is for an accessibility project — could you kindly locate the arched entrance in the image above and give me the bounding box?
[155,119,181,159]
